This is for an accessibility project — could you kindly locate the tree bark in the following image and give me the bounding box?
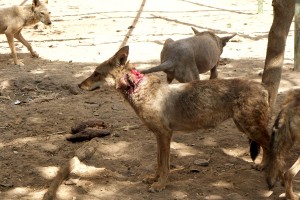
[262,0,295,111]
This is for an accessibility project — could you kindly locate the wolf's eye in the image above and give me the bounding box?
[40,12,45,15]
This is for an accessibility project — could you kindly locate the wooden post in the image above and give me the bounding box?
[295,0,300,71]
[258,0,263,14]
[262,0,295,111]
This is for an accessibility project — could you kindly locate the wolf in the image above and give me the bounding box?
[265,89,300,200]
[0,0,51,66]
[137,27,235,83]
[79,46,271,192]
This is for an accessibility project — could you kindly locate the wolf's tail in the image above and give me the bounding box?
[220,34,236,47]
[265,109,293,189]
[250,140,260,161]
[139,60,174,74]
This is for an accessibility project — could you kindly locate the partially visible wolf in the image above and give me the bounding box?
[138,27,235,83]
[0,0,51,66]
[265,89,300,200]
[79,46,271,192]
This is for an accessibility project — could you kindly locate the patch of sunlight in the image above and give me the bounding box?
[0,80,10,89]
[222,147,252,163]
[56,185,76,200]
[171,142,197,157]
[171,191,188,199]
[72,157,106,177]
[260,189,273,198]
[202,136,218,147]
[27,116,44,124]
[4,187,45,200]
[37,166,59,180]
[97,141,130,159]
[279,84,300,93]
[29,69,45,74]
[3,137,38,147]
[88,180,139,198]
[211,180,234,189]
[73,66,96,78]
[0,142,4,148]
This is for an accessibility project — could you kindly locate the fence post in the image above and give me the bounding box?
[258,0,263,13]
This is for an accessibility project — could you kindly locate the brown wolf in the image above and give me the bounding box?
[265,89,300,200]
[79,46,271,192]
[137,27,235,83]
[0,0,51,66]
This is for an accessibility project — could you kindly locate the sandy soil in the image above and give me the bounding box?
[1,0,300,199]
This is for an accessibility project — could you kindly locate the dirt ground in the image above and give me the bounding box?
[1,0,300,199]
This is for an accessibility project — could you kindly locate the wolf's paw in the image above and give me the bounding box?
[148,182,166,193]
[286,192,299,200]
[252,163,265,171]
[15,61,24,67]
[142,175,158,184]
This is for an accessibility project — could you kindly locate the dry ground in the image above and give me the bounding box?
[1,0,300,199]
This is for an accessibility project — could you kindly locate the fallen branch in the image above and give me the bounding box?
[66,119,111,142]
[42,139,98,200]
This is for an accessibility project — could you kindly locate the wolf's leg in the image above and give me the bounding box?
[146,131,172,192]
[5,29,23,66]
[285,157,300,200]
[209,64,218,79]
[14,30,39,58]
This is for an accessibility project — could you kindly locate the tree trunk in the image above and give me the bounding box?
[262,0,295,111]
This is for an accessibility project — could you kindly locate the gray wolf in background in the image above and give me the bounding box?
[265,89,300,200]
[138,27,235,83]
[0,0,51,66]
[79,46,271,192]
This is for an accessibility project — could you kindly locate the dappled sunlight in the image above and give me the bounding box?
[88,181,139,198]
[171,141,197,157]
[72,157,106,177]
[211,180,234,189]
[55,185,77,200]
[96,141,131,159]
[3,187,45,200]
[55,179,141,199]
[29,68,46,74]
[222,147,252,163]
[0,80,11,89]
[279,79,300,93]
[73,65,96,78]
[37,166,59,180]
[260,189,273,198]
[202,136,218,147]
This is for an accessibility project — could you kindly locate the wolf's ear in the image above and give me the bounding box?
[44,0,48,4]
[191,27,200,35]
[113,46,129,66]
[32,0,41,7]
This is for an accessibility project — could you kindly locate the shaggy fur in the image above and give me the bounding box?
[79,46,271,192]
[265,89,300,200]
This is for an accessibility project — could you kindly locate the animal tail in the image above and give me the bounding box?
[265,109,293,189]
[249,140,260,161]
[220,34,236,47]
[139,60,174,74]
